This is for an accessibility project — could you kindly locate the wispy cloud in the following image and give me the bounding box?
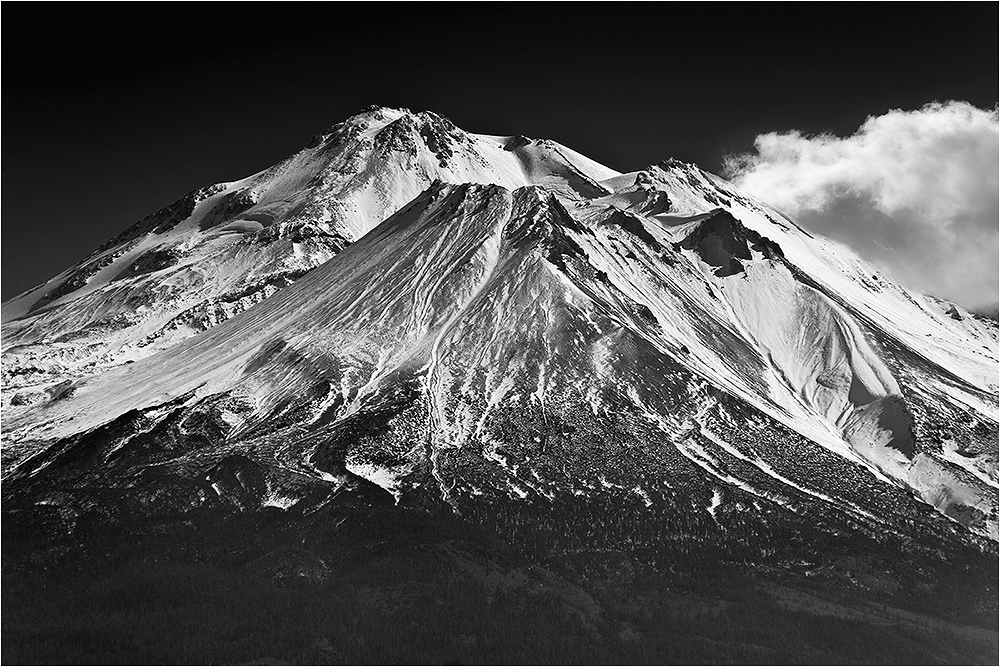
[724,101,999,311]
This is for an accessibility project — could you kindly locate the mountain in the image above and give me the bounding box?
[3,108,997,664]
[2,107,615,394]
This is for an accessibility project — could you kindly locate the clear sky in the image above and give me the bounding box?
[3,4,997,306]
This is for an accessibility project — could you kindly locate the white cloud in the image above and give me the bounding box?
[724,101,999,311]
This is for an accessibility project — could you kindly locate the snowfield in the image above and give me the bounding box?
[3,107,997,540]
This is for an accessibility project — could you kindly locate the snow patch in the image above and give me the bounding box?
[708,488,723,519]
[631,485,653,507]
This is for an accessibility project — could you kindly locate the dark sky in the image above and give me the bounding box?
[3,4,997,300]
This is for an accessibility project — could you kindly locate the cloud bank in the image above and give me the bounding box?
[724,101,999,312]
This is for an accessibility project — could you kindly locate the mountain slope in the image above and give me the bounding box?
[4,143,997,540]
[2,107,617,398]
[4,107,997,665]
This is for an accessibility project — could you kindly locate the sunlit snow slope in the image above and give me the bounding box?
[2,107,615,394]
[3,108,997,540]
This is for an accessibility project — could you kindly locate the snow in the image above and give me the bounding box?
[698,424,882,524]
[631,485,653,507]
[345,461,405,502]
[937,440,999,490]
[1,108,619,402]
[674,436,797,514]
[708,488,723,519]
[598,475,625,490]
[2,106,996,539]
[262,489,298,510]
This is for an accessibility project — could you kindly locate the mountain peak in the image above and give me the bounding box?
[4,104,997,666]
[3,108,997,549]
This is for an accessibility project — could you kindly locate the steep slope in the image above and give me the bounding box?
[5,160,997,540]
[2,107,617,402]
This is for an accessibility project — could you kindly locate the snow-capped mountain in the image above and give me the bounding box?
[2,107,615,394]
[3,107,996,546]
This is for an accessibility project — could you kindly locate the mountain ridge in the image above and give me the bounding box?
[4,106,997,665]
[3,106,996,540]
